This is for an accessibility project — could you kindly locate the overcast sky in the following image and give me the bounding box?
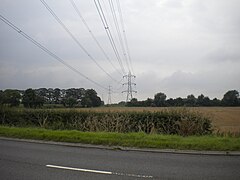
[0,0,240,103]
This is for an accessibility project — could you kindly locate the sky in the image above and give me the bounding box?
[0,0,240,103]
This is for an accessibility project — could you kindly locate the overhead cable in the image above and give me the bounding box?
[40,0,120,84]
[0,14,108,91]
[116,0,134,74]
[93,0,126,75]
[69,0,122,76]
[108,0,130,73]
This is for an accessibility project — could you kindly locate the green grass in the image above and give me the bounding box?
[0,125,239,151]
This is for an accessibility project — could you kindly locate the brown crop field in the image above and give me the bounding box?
[194,107,240,134]
[75,107,240,134]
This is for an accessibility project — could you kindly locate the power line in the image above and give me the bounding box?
[69,0,122,76]
[116,0,134,74]
[93,0,126,75]
[110,0,136,101]
[94,0,125,74]
[108,0,130,73]
[122,71,137,102]
[0,14,108,91]
[40,0,119,84]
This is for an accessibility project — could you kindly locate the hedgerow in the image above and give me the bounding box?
[0,107,212,136]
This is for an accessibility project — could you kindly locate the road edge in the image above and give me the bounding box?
[1,136,240,156]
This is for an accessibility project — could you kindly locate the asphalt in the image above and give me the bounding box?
[0,138,240,180]
[0,137,240,156]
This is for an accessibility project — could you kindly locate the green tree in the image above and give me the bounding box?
[154,92,167,107]
[22,89,35,108]
[82,89,101,107]
[197,94,211,106]
[127,98,139,107]
[166,98,175,106]
[0,90,5,105]
[185,94,197,106]
[22,89,44,108]
[53,88,61,104]
[118,101,126,106]
[36,88,48,102]
[3,89,21,107]
[81,97,92,107]
[62,97,78,107]
[211,98,221,106]
[144,98,154,107]
[47,88,54,104]
[222,90,239,106]
[197,94,205,106]
[174,97,184,106]
[202,96,211,106]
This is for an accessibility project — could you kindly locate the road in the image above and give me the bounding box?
[0,139,240,180]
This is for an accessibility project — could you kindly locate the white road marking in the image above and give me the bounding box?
[46,164,153,178]
[46,165,112,175]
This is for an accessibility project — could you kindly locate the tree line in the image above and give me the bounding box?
[0,88,102,108]
[125,90,240,107]
[1,88,239,108]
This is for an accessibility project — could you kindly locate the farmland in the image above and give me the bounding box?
[0,107,212,136]
[195,107,240,134]
[1,106,239,134]
[70,106,240,134]
[0,106,239,150]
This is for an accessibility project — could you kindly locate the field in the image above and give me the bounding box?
[71,106,240,134]
[1,107,239,150]
[1,106,240,134]
[195,107,240,134]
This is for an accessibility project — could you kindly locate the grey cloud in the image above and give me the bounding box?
[161,0,183,8]
[160,70,240,99]
[206,49,240,63]
[1,0,240,102]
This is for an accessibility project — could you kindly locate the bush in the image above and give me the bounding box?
[0,107,212,136]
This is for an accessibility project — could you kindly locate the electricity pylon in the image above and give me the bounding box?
[107,85,112,105]
[122,71,137,102]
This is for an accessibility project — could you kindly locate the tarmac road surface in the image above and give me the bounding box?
[0,139,240,180]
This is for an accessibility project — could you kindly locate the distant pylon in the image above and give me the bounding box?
[122,71,137,102]
[107,85,112,105]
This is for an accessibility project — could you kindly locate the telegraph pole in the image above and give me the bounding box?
[122,72,137,102]
[107,85,112,105]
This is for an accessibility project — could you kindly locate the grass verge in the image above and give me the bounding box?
[0,125,239,151]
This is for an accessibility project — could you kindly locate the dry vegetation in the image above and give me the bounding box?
[194,107,240,134]
[1,106,239,135]
[1,107,239,150]
[0,108,212,136]
[75,107,240,134]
